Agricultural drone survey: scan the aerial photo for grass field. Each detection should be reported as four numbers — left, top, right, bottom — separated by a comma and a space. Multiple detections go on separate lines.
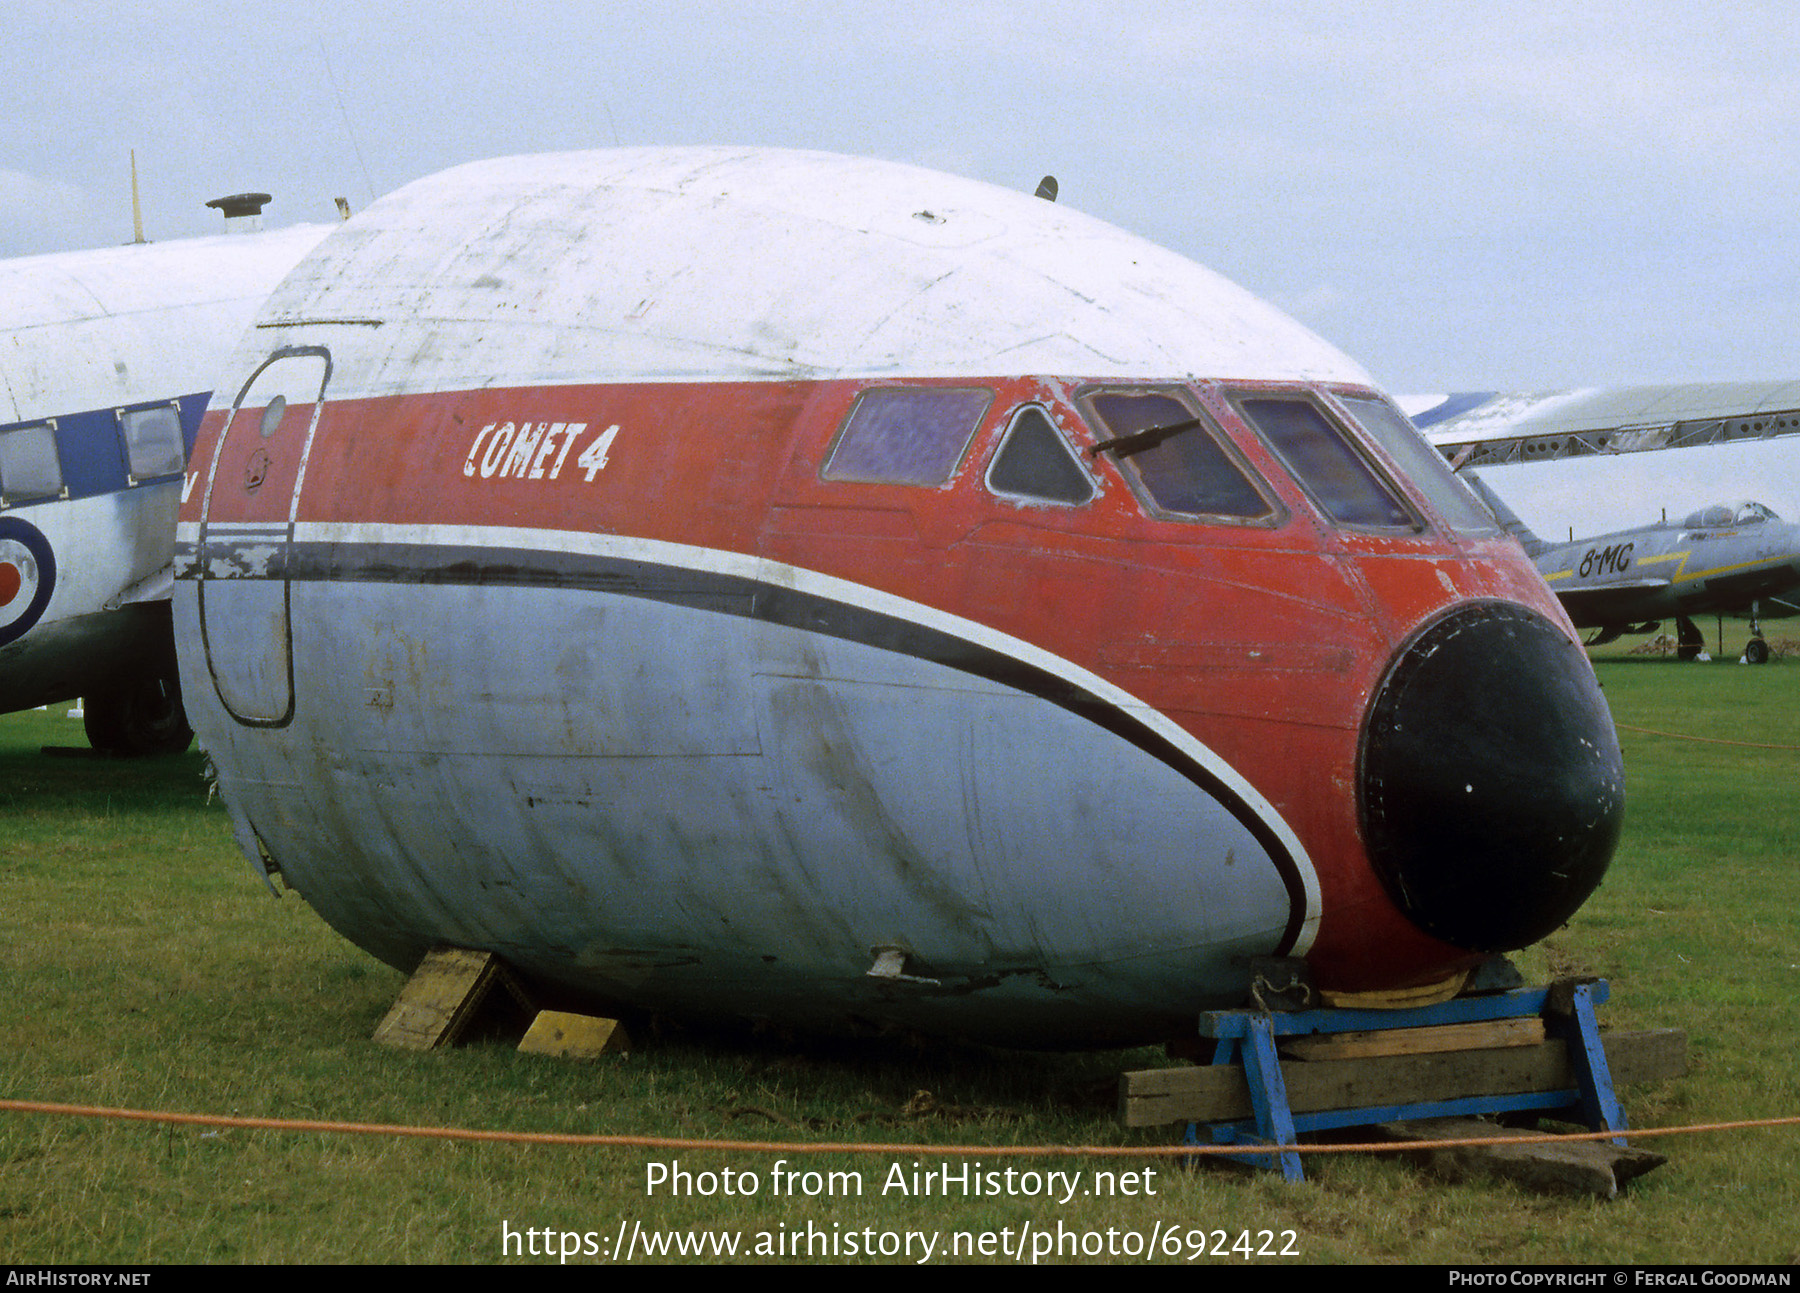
2, 657, 1797, 1265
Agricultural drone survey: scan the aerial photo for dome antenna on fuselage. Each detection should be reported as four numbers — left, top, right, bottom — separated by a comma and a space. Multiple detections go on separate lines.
205, 192, 273, 234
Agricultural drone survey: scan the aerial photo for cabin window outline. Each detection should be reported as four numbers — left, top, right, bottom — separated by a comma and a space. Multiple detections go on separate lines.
1324, 388, 1499, 537
1074, 384, 1286, 528
983, 403, 1097, 507
115, 400, 187, 485
0, 420, 67, 508
1226, 390, 1423, 535
820, 385, 993, 488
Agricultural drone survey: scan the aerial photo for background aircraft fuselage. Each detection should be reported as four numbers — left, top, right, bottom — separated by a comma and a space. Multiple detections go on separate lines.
1535, 504, 1800, 630
0, 222, 329, 751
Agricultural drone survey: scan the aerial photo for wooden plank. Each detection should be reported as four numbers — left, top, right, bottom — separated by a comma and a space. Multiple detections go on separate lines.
518, 1010, 631, 1058
1317, 976, 1469, 1010
1119, 1028, 1686, 1127
372, 946, 534, 1050
1279, 1017, 1544, 1062
1367, 1117, 1668, 1199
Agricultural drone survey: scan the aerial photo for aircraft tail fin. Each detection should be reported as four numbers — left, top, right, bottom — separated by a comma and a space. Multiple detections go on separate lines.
1463, 471, 1551, 558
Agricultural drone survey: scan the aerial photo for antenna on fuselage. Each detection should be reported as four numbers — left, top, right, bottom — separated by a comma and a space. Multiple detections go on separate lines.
129, 150, 146, 244
1034, 175, 1058, 202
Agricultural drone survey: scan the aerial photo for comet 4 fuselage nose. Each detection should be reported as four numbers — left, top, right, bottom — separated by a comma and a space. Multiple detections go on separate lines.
175, 149, 1621, 1046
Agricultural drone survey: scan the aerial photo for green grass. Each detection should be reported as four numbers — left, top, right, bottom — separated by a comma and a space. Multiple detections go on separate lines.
1, 665, 1797, 1265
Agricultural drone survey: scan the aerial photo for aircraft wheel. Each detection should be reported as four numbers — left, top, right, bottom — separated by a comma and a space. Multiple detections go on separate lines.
1746, 638, 1772, 666
84, 670, 195, 756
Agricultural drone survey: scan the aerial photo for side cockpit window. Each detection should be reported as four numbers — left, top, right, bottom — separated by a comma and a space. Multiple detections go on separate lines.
0, 423, 64, 506
1684, 503, 1735, 529
823, 387, 992, 486
1083, 389, 1277, 524
1332, 393, 1498, 535
986, 406, 1095, 506
1236, 396, 1416, 531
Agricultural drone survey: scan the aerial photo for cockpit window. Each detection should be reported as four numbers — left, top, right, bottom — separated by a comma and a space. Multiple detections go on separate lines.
0, 423, 63, 505
1083, 389, 1277, 523
1684, 500, 1777, 528
823, 387, 992, 486
986, 406, 1095, 506
1236, 396, 1416, 531
1333, 393, 1498, 535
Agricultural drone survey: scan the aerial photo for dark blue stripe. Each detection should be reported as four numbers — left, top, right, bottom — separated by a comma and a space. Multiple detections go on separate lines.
0, 391, 208, 507
1407, 391, 1497, 429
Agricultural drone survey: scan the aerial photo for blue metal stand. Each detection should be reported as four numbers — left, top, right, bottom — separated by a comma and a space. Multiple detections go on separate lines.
1184, 981, 1626, 1181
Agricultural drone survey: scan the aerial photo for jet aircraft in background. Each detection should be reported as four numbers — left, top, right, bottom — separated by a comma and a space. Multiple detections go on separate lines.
1404, 385, 1800, 661
0, 197, 331, 753
1463, 474, 1800, 662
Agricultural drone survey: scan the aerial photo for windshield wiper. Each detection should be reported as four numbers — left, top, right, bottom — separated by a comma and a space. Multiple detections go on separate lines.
1087, 417, 1200, 459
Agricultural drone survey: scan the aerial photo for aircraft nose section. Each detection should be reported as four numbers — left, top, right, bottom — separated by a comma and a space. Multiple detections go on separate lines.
1359, 602, 1624, 952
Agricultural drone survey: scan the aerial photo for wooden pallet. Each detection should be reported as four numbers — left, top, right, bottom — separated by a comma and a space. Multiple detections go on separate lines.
1122, 1027, 1686, 1127
1120, 980, 1686, 1191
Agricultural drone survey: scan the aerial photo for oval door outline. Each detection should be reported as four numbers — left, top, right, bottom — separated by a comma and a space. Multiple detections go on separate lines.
196, 345, 333, 728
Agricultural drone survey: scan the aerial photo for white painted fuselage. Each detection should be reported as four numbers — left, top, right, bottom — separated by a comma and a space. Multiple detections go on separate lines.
0, 224, 329, 747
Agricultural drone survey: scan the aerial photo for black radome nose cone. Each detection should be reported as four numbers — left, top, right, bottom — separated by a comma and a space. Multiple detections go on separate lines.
1359, 603, 1624, 952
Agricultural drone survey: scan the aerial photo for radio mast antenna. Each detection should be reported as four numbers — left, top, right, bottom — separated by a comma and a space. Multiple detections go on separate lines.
129, 150, 146, 244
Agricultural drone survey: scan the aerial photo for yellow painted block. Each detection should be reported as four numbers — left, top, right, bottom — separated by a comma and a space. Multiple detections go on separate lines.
373, 947, 501, 1050
519, 1010, 631, 1058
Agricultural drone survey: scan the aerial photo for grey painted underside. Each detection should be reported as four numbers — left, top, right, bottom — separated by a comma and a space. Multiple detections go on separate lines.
179, 542, 1300, 1045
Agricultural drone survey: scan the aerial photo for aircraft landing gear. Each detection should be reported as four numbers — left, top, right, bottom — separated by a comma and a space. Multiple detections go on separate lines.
1676, 614, 1705, 661
84, 667, 195, 756
1745, 601, 1772, 665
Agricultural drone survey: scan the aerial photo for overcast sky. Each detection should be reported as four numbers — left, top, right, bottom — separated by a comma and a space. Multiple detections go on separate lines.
7, 1, 1799, 533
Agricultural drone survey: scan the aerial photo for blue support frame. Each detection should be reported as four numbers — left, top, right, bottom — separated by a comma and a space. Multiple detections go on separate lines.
1184, 981, 1627, 1181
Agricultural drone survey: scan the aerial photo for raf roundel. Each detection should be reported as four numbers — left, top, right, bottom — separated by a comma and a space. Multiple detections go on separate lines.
0, 518, 56, 648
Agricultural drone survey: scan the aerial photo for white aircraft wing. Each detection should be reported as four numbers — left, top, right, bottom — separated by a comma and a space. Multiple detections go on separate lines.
1404, 382, 1800, 468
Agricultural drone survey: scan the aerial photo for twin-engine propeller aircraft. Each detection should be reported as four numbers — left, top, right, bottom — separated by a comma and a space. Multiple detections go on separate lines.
176, 148, 1625, 1047
0, 204, 329, 752
1465, 475, 1800, 662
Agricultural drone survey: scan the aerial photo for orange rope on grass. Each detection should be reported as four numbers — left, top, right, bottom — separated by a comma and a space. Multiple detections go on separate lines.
4, 1097, 1798, 1157
1615, 722, 1800, 750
